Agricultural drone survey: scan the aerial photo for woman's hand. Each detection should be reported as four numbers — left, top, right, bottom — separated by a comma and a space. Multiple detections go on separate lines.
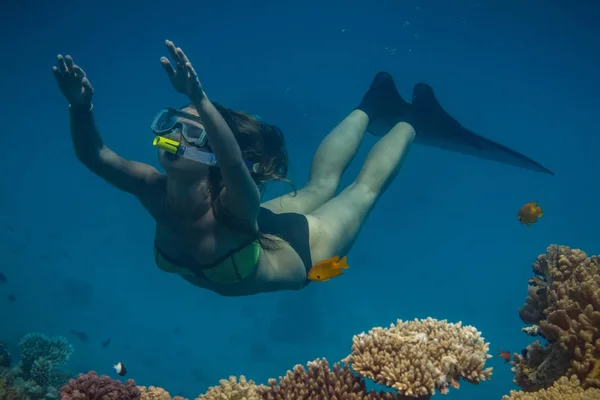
160, 40, 205, 103
52, 55, 94, 108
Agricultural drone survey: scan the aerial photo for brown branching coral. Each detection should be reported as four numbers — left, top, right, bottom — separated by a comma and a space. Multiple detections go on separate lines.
515, 245, 600, 390
256, 358, 414, 400
60, 371, 140, 399
511, 340, 570, 392
343, 317, 492, 397
502, 375, 600, 399
195, 376, 260, 400
519, 277, 549, 325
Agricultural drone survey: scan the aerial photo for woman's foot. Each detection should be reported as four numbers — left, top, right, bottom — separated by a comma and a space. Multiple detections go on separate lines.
355, 72, 411, 136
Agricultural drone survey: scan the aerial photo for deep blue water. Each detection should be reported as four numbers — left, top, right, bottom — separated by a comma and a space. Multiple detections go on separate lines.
1, 0, 599, 398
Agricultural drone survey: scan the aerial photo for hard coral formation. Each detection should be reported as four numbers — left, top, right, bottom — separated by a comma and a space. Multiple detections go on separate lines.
0, 341, 11, 368
0, 376, 27, 400
139, 385, 187, 400
511, 341, 569, 391
256, 358, 416, 400
60, 371, 140, 400
344, 317, 493, 397
502, 375, 600, 399
196, 318, 491, 399
515, 245, 600, 390
3, 321, 494, 399
31, 356, 54, 387
19, 333, 74, 370
196, 376, 260, 400
0, 332, 75, 399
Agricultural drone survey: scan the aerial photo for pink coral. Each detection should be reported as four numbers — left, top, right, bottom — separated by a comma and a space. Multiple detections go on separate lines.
60, 371, 140, 400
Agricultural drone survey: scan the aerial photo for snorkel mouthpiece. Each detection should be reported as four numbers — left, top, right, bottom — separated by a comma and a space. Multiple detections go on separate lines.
153, 136, 181, 154
152, 136, 217, 165
152, 135, 258, 171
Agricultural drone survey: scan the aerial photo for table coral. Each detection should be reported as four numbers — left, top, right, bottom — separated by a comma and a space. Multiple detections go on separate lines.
344, 317, 492, 397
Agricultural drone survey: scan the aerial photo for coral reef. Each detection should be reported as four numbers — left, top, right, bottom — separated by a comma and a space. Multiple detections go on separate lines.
256, 358, 419, 400
3, 243, 592, 399
343, 317, 493, 397
196, 376, 261, 400
139, 385, 187, 400
502, 375, 600, 399
0, 341, 11, 368
43, 317, 488, 399
31, 356, 54, 387
60, 379, 188, 400
19, 333, 74, 370
510, 341, 569, 391
0, 332, 75, 399
514, 245, 600, 391
60, 371, 140, 399
0, 376, 26, 400
152, 318, 489, 399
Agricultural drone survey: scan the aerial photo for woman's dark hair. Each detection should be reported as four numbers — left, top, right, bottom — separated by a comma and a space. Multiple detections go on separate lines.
182, 102, 295, 249
211, 102, 292, 193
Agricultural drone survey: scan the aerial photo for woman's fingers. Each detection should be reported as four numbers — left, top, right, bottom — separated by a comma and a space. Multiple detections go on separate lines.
165, 40, 182, 65
71, 65, 86, 81
166, 40, 190, 71
57, 55, 68, 74
55, 54, 84, 82
52, 66, 63, 81
160, 56, 176, 79
52, 53, 94, 104
176, 47, 190, 65
82, 77, 94, 97
163, 40, 202, 96
65, 55, 75, 70
186, 62, 199, 82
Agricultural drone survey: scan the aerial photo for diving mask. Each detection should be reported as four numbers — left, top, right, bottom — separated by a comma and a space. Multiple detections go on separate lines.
151, 108, 259, 171
151, 108, 208, 148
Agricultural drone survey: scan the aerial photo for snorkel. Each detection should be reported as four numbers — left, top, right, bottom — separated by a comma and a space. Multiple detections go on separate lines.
153, 136, 257, 171
153, 136, 218, 165
151, 107, 259, 172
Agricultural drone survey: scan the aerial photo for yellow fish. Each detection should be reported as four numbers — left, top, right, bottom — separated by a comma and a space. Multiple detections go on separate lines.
307, 256, 349, 282
518, 201, 543, 225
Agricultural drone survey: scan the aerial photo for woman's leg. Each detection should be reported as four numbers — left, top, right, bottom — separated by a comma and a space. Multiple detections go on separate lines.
306, 121, 415, 263
264, 71, 406, 215
262, 110, 369, 214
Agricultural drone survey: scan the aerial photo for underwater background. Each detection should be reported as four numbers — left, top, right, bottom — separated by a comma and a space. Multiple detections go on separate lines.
1, 0, 599, 398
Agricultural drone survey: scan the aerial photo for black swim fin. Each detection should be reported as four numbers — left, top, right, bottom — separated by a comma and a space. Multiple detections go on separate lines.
356, 72, 412, 122
366, 76, 554, 175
